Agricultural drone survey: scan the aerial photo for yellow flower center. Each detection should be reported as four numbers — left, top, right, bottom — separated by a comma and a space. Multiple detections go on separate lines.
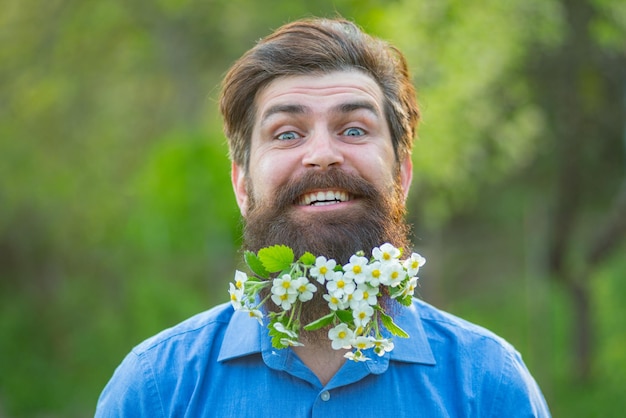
372, 269, 380, 278
320, 266, 328, 274
338, 331, 346, 339
353, 265, 362, 274
383, 253, 391, 260
282, 281, 291, 289
391, 271, 399, 279
337, 280, 345, 288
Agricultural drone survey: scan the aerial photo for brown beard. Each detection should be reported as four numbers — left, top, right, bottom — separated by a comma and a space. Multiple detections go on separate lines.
242, 166, 412, 343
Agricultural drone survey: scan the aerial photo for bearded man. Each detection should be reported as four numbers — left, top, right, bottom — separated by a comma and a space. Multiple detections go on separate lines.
96, 17, 551, 417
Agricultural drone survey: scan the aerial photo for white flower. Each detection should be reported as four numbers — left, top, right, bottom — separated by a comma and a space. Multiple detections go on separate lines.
352, 303, 374, 327
343, 255, 369, 284
234, 270, 248, 290
352, 335, 374, 351
326, 271, 356, 299
403, 252, 426, 277
293, 276, 317, 302
309, 256, 337, 284
323, 293, 347, 311
245, 308, 264, 325
328, 323, 355, 350
372, 243, 401, 264
351, 283, 379, 308
372, 338, 395, 356
271, 274, 296, 296
273, 322, 298, 339
364, 261, 383, 286
271, 290, 297, 311
380, 260, 406, 287
229, 282, 244, 310
344, 350, 370, 362
401, 276, 419, 298
280, 338, 305, 347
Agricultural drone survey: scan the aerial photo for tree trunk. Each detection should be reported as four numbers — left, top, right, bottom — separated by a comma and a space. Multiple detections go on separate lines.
568, 279, 592, 381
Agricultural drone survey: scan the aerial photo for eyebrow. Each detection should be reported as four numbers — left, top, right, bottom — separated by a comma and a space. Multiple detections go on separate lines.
336, 101, 380, 117
260, 101, 382, 125
261, 104, 307, 123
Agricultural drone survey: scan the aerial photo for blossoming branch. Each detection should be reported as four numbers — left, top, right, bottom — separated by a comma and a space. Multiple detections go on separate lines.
228, 243, 426, 361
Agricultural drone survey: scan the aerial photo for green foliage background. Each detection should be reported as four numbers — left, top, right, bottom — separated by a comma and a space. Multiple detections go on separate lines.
1, 0, 625, 416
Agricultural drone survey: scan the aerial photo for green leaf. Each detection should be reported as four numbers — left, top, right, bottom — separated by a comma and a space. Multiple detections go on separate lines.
303, 312, 335, 331
269, 329, 289, 349
380, 312, 409, 338
258, 245, 294, 273
298, 251, 316, 266
244, 251, 269, 278
268, 321, 290, 349
335, 310, 353, 324
398, 294, 413, 307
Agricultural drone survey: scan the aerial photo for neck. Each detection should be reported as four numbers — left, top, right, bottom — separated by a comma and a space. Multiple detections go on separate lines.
292, 343, 348, 386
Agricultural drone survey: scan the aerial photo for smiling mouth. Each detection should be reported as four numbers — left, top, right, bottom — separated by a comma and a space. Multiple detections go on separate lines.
296, 190, 352, 206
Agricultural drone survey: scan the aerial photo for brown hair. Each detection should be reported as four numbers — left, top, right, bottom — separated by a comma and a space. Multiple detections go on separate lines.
219, 17, 420, 170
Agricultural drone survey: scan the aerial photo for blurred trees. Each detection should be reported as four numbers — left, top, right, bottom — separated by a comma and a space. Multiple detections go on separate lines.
529, 0, 626, 381
1, 0, 624, 416
378, 0, 626, 381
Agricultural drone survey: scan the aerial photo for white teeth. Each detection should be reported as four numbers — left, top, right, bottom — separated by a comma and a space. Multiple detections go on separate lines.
298, 190, 350, 206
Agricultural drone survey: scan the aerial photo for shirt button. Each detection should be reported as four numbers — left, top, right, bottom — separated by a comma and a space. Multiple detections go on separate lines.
320, 391, 331, 401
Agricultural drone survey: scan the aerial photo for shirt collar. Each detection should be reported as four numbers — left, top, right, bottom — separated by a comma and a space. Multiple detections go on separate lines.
388, 301, 436, 365
217, 309, 262, 362
218, 301, 436, 366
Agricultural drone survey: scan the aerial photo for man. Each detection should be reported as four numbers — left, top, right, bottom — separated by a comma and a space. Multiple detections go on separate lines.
96, 17, 551, 417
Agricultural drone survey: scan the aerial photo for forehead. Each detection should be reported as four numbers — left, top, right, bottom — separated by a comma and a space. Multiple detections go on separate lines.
254, 71, 386, 120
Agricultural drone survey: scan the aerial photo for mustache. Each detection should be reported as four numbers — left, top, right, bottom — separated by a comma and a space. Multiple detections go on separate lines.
268, 167, 380, 210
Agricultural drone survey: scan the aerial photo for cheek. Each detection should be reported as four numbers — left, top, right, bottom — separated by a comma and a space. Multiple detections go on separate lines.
248, 158, 292, 200
354, 149, 396, 184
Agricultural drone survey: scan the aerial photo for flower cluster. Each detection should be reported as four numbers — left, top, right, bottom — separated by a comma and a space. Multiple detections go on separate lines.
228, 243, 426, 361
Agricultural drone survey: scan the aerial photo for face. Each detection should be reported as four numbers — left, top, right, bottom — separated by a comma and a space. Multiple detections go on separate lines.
231, 70, 414, 275
232, 70, 414, 329
232, 70, 412, 221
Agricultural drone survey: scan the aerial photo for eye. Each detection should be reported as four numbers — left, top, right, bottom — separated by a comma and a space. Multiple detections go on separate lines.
276, 131, 301, 141
342, 127, 366, 137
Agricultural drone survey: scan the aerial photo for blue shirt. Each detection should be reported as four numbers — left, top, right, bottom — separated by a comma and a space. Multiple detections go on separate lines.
95, 299, 550, 417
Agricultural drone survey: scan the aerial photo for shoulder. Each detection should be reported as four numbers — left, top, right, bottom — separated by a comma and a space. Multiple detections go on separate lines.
413, 298, 523, 372
131, 302, 234, 357
414, 298, 513, 350
412, 299, 551, 416
95, 303, 235, 417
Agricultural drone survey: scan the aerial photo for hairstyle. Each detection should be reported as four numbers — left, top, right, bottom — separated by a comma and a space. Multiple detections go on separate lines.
219, 17, 420, 170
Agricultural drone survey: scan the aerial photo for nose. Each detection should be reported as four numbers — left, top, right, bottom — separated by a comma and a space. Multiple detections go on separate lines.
301, 131, 344, 169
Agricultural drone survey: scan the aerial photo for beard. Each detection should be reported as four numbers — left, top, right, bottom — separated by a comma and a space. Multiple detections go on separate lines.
242, 166, 412, 344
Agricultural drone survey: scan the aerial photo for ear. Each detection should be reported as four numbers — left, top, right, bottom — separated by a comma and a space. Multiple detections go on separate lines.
399, 156, 413, 202
231, 162, 249, 217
